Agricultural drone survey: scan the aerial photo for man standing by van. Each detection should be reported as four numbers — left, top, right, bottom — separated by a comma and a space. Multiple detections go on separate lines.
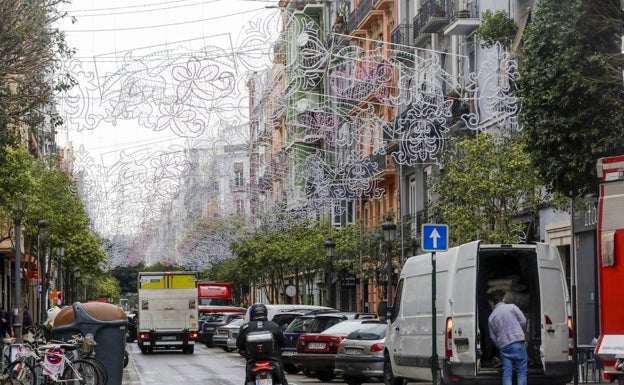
488, 289, 528, 385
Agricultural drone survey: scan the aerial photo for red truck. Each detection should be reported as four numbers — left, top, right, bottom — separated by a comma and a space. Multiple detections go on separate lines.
594, 155, 624, 384
197, 282, 246, 314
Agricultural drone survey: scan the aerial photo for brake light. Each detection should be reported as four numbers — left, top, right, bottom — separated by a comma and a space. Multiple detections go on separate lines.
139, 332, 151, 341
188, 331, 199, 340
567, 316, 574, 358
296, 337, 304, 352
370, 343, 384, 352
445, 317, 453, 358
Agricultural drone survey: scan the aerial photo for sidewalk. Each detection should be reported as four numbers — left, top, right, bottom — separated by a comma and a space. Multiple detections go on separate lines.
122, 351, 141, 385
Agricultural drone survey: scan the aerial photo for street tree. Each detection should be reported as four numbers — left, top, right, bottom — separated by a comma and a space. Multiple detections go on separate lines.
0, 0, 75, 136
429, 133, 566, 245
519, 0, 624, 198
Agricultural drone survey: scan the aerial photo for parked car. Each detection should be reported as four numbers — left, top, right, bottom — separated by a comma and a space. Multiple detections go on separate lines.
292, 319, 385, 382
334, 321, 387, 385
199, 312, 245, 347
212, 318, 244, 352
282, 311, 363, 375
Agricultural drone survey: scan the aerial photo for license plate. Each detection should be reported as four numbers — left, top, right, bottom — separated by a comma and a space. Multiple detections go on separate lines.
345, 347, 361, 355
206, 327, 215, 331
308, 342, 326, 350
282, 351, 296, 356
161, 336, 176, 341
255, 374, 271, 385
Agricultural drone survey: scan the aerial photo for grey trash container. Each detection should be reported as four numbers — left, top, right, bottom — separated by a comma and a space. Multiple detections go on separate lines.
52, 302, 128, 385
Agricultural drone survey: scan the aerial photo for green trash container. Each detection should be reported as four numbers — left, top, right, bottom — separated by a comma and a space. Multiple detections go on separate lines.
52, 302, 128, 385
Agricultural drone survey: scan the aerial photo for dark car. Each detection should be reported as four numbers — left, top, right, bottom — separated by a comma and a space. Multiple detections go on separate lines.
292, 319, 385, 382
282, 312, 371, 375
199, 312, 245, 347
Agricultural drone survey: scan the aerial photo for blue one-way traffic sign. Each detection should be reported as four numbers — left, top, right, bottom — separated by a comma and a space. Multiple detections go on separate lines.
421, 224, 449, 252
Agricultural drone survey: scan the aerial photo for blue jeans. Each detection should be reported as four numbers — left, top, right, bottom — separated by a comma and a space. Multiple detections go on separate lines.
500, 341, 528, 385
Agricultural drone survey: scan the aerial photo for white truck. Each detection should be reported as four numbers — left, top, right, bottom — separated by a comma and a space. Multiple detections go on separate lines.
137, 271, 199, 354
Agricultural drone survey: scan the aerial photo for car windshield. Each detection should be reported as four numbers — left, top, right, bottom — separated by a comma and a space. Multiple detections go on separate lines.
208, 314, 227, 322
228, 319, 244, 327
285, 317, 313, 332
322, 321, 374, 335
345, 323, 387, 340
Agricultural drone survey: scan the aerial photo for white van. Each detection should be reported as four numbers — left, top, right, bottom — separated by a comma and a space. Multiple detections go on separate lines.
380, 241, 575, 385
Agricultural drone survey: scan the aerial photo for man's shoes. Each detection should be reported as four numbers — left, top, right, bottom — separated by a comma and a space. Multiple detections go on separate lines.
492, 356, 502, 368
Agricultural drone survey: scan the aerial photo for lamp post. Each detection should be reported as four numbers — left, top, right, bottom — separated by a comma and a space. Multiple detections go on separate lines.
382, 221, 397, 306
13, 214, 23, 342
324, 238, 336, 308
37, 220, 48, 324
56, 246, 65, 305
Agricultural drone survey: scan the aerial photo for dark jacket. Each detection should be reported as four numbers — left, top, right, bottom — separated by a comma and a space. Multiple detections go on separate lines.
236, 319, 287, 359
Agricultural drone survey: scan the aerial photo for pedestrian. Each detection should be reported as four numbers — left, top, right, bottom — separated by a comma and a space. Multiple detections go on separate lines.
0, 304, 9, 338
236, 303, 289, 385
22, 303, 34, 340
488, 289, 528, 385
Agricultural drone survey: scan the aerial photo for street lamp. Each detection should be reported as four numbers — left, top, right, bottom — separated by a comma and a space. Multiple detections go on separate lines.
13, 212, 23, 342
56, 246, 65, 305
37, 220, 49, 324
324, 238, 336, 308
382, 221, 397, 305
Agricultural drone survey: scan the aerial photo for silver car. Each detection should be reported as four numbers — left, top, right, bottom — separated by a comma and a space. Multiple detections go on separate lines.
334, 321, 387, 385
212, 318, 244, 352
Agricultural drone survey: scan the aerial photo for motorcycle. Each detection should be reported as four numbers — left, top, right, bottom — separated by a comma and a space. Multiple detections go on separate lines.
250, 359, 280, 385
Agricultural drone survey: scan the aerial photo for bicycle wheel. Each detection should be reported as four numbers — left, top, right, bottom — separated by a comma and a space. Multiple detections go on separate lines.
82, 357, 107, 385
62, 359, 100, 385
1, 359, 36, 385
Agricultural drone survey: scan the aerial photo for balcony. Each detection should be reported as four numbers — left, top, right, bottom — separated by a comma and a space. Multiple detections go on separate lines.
413, 0, 450, 35
444, 1, 480, 36
391, 24, 413, 47
368, 153, 395, 175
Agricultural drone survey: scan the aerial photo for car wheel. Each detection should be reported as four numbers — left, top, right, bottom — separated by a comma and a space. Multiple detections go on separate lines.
283, 364, 300, 375
343, 375, 364, 385
316, 370, 336, 382
302, 368, 314, 378
384, 353, 405, 385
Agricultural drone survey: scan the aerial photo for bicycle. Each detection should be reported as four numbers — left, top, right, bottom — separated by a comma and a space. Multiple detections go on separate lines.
1, 339, 101, 385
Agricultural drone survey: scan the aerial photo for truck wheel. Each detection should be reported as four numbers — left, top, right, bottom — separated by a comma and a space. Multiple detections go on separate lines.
283, 364, 300, 375
138, 344, 147, 354
315, 370, 335, 382
185, 346, 195, 354
384, 353, 405, 385
343, 375, 364, 385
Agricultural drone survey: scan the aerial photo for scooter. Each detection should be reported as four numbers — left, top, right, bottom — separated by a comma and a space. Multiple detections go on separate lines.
250, 359, 280, 385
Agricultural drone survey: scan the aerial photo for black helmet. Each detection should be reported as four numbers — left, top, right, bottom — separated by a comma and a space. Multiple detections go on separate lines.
251, 303, 268, 321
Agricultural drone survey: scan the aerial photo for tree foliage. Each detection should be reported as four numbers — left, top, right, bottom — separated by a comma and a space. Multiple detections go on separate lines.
519, 0, 624, 197
476, 9, 518, 50
0, 0, 75, 132
429, 133, 566, 245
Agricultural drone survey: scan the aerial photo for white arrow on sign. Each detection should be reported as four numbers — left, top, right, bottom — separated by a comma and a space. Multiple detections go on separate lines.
430, 228, 440, 249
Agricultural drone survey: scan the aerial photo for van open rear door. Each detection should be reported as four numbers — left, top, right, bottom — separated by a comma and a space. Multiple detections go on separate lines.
449, 241, 479, 372
536, 243, 571, 373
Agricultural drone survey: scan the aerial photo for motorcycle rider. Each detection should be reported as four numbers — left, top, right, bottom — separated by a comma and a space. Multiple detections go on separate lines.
236, 303, 289, 385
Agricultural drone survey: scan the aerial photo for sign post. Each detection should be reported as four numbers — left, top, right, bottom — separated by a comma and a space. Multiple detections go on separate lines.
422, 224, 449, 385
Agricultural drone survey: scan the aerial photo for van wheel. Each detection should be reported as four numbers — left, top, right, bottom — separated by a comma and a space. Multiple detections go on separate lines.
384, 354, 405, 385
